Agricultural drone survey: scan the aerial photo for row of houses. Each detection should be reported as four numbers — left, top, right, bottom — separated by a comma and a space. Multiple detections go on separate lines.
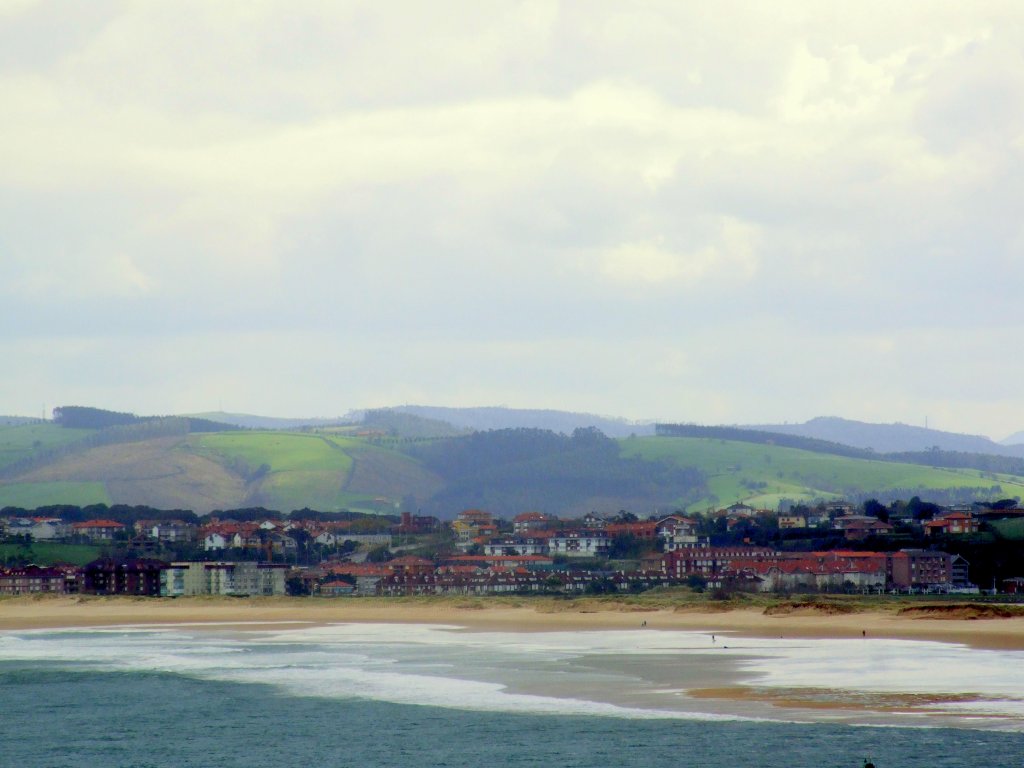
293, 540, 974, 597
0, 542, 980, 598
725, 503, 997, 540
0, 559, 289, 597
663, 547, 972, 593
3, 518, 133, 542
374, 569, 669, 597
459, 509, 704, 556
0, 514, 397, 554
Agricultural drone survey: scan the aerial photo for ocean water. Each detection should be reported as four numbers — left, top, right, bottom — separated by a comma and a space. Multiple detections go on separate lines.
2, 623, 1023, 768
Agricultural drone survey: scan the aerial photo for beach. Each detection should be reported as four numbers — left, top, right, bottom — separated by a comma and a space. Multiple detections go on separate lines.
3, 594, 1024, 649
5, 595, 1024, 743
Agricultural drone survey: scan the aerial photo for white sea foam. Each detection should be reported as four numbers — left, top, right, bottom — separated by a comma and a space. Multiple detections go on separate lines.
2, 623, 1023, 728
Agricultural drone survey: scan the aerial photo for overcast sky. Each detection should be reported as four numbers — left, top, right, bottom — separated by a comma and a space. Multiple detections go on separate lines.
2, 1, 1023, 438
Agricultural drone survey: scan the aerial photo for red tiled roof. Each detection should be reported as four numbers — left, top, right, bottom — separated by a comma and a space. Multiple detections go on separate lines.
325, 564, 391, 577
388, 556, 435, 566
513, 512, 549, 522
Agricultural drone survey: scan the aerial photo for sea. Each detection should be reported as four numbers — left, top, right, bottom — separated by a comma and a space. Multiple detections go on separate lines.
2, 622, 1023, 768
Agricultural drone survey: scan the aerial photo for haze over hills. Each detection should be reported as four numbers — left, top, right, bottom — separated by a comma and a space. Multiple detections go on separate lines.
388, 405, 656, 438
1, 416, 40, 427
7, 406, 1022, 448
188, 412, 353, 430
744, 416, 1024, 457
187, 405, 659, 437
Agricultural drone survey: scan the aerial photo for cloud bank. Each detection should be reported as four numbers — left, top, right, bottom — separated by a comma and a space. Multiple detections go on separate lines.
2, 1, 1022, 437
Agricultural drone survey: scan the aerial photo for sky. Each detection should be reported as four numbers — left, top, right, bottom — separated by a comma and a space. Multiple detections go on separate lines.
2, 1, 1023, 439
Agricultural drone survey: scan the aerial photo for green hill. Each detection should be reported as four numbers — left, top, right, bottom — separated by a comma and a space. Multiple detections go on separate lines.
621, 436, 1024, 512
0, 423, 95, 470
3, 421, 1023, 517
0, 426, 442, 515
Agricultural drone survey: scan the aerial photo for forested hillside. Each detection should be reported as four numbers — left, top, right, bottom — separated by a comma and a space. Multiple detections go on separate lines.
405, 427, 705, 516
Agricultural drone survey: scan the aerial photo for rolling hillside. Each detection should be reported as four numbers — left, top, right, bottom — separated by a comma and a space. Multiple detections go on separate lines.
0, 423, 96, 469
3, 419, 1024, 516
0, 426, 443, 515
622, 437, 1024, 512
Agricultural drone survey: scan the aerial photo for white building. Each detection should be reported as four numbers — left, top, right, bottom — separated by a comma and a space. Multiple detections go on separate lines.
28, 519, 69, 541
549, 530, 611, 558
161, 562, 288, 597
656, 515, 704, 551
482, 537, 550, 556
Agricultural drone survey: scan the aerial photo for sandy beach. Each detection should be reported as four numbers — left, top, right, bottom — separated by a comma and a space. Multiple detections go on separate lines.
3, 595, 1024, 649
6, 594, 1024, 731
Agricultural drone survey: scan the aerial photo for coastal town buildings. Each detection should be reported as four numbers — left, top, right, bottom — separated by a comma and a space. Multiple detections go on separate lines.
81, 557, 165, 596
161, 561, 288, 597
924, 512, 980, 536
0, 498, 1000, 598
549, 529, 612, 558
0, 565, 76, 595
72, 519, 126, 542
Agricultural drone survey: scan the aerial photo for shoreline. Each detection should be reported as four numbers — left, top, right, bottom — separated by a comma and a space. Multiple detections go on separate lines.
3, 595, 1024, 649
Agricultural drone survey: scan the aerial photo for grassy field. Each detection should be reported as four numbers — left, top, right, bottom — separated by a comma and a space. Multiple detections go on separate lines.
621, 436, 1024, 512
196, 432, 356, 512
0, 428, 434, 514
0, 481, 111, 509
0, 423, 94, 469
0, 541, 104, 566
990, 518, 1024, 541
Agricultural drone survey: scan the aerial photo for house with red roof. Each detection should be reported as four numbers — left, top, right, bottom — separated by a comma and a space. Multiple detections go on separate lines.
512, 511, 553, 533
840, 519, 894, 541
924, 512, 979, 536
452, 510, 499, 550
387, 555, 436, 575
728, 551, 888, 592
606, 520, 659, 542
662, 546, 775, 580
71, 519, 125, 543
319, 580, 356, 597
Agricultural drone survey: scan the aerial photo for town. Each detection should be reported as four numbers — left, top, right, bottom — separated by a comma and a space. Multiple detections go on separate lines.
2, 499, 1023, 599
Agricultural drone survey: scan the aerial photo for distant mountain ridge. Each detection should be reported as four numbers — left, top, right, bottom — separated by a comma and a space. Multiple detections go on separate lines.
1002, 431, 1024, 447
743, 416, 1024, 457
388, 405, 656, 438
187, 412, 353, 430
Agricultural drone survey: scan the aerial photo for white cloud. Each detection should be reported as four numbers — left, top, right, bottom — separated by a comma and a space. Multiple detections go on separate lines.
9, 254, 154, 300
597, 217, 759, 286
